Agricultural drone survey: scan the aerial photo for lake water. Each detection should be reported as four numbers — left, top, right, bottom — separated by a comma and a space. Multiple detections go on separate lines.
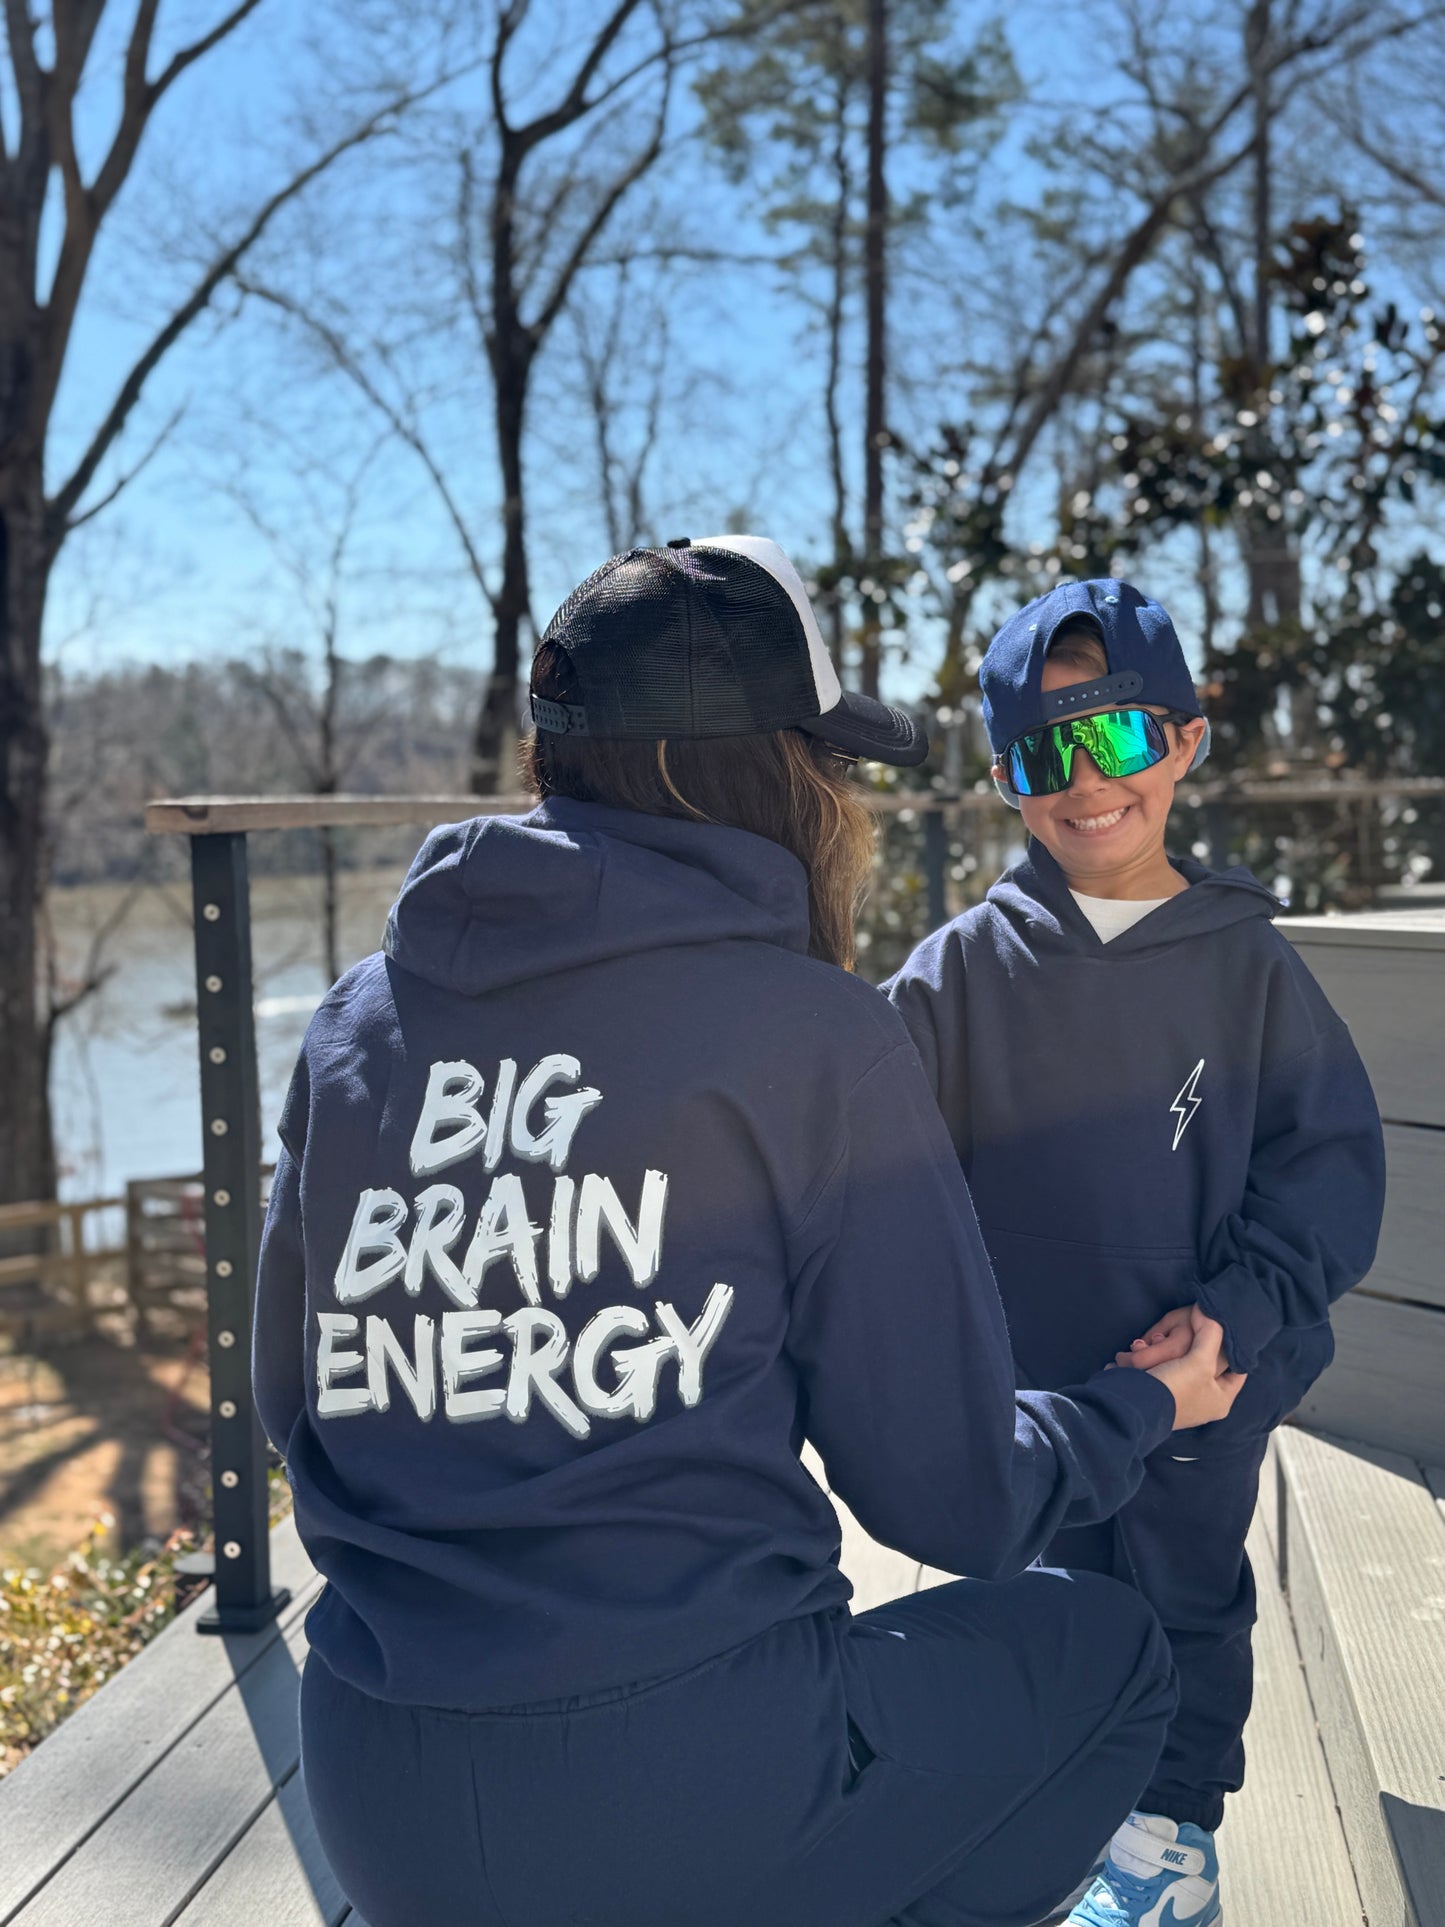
49, 866, 413, 1201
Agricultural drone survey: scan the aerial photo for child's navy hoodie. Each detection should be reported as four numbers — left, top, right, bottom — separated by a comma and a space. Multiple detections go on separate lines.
885, 841, 1385, 1431
254, 799, 1176, 1711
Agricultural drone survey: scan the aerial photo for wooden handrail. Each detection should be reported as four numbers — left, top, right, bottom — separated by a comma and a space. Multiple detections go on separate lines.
145, 775, 1445, 837
0, 1196, 125, 1230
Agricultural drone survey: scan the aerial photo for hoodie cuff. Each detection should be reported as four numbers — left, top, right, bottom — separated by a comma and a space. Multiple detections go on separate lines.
1194, 1263, 1283, 1375
1082, 1364, 1178, 1457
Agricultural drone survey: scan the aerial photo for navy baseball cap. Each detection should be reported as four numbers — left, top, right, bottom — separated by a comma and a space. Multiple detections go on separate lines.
980, 579, 1203, 755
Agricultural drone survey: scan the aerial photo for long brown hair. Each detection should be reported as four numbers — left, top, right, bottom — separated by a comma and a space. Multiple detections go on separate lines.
520, 642, 876, 969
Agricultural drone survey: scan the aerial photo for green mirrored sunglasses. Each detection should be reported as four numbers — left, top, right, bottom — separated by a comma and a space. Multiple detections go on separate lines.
1002, 708, 1190, 797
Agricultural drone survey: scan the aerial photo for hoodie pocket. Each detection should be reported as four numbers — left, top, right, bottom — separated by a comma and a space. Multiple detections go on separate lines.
980, 1224, 1198, 1391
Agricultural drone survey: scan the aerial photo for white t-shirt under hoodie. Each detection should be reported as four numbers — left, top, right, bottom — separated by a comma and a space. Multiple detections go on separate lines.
1069, 891, 1174, 943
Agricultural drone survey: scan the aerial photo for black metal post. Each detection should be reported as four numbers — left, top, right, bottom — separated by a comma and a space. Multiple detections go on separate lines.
923, 803, 948, 931
189, 832, 290, 1635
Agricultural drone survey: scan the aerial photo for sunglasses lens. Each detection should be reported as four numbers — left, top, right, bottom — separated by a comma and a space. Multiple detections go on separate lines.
1005, 710, 1168, 795
1073, 710, 1165, 778
1008, 728, 1071, 796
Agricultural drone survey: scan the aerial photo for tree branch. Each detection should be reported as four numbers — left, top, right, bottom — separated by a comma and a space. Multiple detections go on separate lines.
153, 0, 266, 99
236, 279, 499, 613
44, 879, 146, 1027
63, 402, 184, 532
232, 659, 322, 783
515, 0, 646, 154
86, 0, 162, 218
47, 81, 443, 535
1004, 133, 1259, 482
1339, 113, 1445, 210
518, 0, 812, 154
456, 146, 492, 361
530, 84, 669, 342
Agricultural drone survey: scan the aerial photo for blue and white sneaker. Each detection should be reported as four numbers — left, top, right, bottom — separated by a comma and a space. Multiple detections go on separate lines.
1066, 1811, 1221, 1925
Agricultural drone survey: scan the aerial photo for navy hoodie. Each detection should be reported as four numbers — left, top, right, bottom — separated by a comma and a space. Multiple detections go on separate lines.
885, 842, 1385, 1435
254, 799, 1176, 1711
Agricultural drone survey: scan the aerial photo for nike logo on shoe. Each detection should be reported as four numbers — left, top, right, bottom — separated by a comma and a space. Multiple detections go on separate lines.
1139, 1889, 1219, 1927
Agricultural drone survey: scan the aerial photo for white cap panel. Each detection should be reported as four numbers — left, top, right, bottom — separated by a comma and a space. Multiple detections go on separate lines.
692, 534, 844, 712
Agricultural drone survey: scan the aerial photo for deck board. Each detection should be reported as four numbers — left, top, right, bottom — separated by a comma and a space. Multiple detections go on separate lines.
1217, 1516, 1364, 1925
12, 1611, 313, 1927
1278, 1427, 1445, 1927
0, 1515, 320, 1925
171, 1765, 349, 1927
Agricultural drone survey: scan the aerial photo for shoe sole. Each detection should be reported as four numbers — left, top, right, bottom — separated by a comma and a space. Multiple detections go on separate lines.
1031, 1896, 1224, 1926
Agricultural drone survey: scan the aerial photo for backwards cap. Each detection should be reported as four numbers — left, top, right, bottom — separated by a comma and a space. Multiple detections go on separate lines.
980, 579, 1203, 754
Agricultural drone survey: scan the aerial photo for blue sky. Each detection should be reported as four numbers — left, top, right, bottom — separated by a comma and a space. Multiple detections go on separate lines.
35, 0, 1438, 704
38, 2, 1105, 696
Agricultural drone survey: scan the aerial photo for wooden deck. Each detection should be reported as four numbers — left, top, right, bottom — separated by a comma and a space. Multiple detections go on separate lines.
3, 1424, 1442, 1926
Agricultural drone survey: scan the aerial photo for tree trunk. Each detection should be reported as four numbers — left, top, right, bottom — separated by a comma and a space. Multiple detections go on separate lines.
860, 0, 888, 701
1241, 0, 1309, 751
825, 70, 852, 673
0, 461, 56, 1208
473, 358, 531, 794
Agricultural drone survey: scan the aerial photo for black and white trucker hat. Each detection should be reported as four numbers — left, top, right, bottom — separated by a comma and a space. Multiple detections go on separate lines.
530, 535, 928, 767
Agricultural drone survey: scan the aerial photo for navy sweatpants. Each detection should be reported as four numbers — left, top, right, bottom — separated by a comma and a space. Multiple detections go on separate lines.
1042, 1431, 1270, 1834
300, 1568, 1176, 1927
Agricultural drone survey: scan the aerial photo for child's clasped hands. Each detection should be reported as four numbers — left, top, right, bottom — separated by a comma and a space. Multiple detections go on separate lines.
1114, 1304, 1205, 1370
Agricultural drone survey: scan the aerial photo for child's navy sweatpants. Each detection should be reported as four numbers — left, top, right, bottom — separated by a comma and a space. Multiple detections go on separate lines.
300, 1566, 1175, 1927
1042, 1431, 1270, 1835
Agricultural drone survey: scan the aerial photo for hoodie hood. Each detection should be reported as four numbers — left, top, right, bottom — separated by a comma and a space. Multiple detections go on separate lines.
985, 839, 1279, 958
384, 796, 811, 997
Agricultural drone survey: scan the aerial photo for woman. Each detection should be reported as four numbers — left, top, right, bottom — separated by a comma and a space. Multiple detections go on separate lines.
254, 535, 1243, 1927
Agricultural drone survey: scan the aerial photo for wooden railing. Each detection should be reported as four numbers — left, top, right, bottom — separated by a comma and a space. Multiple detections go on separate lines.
0, 1196, 126, 1338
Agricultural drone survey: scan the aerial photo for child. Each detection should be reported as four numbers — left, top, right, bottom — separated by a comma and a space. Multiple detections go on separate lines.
885, 578, 1386, 1927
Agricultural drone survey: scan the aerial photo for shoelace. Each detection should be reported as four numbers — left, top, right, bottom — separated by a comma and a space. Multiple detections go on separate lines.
1085, 1863, 1160, 1919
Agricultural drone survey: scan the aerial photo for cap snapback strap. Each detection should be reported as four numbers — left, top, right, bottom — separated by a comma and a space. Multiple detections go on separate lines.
531, 696, 590, 736
1043, 670, 1143, 718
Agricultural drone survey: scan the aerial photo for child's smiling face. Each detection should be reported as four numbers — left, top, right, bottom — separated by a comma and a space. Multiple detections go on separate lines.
994, 652, 1207, 895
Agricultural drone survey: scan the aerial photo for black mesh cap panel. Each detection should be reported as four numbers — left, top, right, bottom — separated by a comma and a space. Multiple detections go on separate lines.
538, 547, 819, 741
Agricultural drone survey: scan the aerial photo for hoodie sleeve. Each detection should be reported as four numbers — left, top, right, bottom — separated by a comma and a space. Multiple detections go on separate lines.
252, 1057, 311, 1459
785, 1043, 1176, 1579
1194, 1003, 1385, 1374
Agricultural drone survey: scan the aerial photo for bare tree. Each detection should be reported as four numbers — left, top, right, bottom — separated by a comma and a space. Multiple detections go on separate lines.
461, 0, 790, 790
0, 2, 456, 1208
859, 0, 888, 698
235, 1, 808, 796
223, 436, 391, 985
571, 264, 671, 553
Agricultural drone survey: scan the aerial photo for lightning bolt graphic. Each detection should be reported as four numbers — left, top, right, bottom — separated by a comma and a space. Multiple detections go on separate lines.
1169, 1058, 1206, 1151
